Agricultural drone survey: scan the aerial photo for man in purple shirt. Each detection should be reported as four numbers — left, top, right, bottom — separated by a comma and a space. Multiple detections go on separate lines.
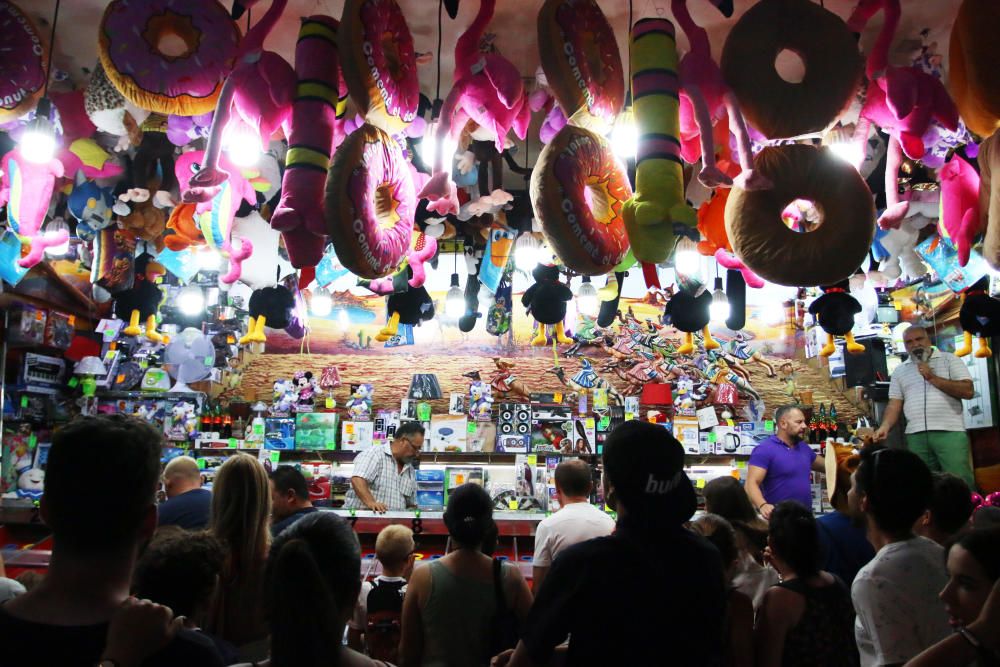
745, 405, 826, 518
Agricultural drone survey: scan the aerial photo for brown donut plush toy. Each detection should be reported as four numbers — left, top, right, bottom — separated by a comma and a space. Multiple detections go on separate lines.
721, 0, 863, 139
724, 144, 876, 286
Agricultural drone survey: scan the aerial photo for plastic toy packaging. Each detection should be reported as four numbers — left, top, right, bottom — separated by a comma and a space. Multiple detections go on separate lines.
346, 384, 374, 421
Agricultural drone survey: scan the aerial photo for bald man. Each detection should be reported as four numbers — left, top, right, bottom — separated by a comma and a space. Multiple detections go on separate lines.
157, 456, 212, 530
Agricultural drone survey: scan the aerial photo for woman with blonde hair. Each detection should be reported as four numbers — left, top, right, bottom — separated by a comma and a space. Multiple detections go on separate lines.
207, 454, 272, 660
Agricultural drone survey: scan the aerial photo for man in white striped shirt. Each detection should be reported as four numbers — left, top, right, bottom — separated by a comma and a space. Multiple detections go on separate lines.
873, 326, 976, 487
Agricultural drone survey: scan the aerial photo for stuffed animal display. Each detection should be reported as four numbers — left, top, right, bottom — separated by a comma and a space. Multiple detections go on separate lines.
955, 277, 999, 358
979, 131, 1000, 271
241, 285, 296, 345
0, 147, 66, 268
664, 287, 719, 355
522, 264, 573, 346
807, 280, 866, 357
113, 254, 166, 343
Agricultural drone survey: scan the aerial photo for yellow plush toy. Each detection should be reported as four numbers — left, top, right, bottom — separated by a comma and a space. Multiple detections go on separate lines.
622, 19, 696, 286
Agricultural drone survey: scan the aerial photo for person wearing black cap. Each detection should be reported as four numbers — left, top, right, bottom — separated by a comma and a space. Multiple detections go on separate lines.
494, 421, 727, 667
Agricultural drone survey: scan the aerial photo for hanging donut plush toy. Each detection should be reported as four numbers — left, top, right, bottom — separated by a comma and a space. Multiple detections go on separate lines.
949, 0, 1000, 139
725, 144, 876, 287
531, 127, 632, 275
531, 0, 630, 275
622, 18, 696, 287
537, 0, 624, 134
271, 15, 349, 269
0, 1, 48, 123
338, 0, 420, 135
325, 124, 416, 279
721, 0, 862, 139
98, 0, 241, 117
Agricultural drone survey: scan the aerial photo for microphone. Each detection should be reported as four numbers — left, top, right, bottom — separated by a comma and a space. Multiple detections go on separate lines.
912, 348, 926, 363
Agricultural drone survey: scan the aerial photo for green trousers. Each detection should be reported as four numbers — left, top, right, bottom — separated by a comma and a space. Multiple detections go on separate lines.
906, 431, 976, 489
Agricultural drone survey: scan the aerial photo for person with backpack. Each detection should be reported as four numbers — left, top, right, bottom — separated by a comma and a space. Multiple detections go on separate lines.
400, 484, 532, 667
348, 525, 416, 663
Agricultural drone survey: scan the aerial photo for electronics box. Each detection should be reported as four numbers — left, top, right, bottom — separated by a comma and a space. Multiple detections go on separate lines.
264, 417, 296, 450
341, 421, 375, 451
295, 412, 339, 450
21, 353, 66, 395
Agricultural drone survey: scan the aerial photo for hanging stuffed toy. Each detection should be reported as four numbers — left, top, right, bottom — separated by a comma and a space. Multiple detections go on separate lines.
377, 276, 435, 343
808, 280, 866, 357
847, 0, 959, 228
522, 263, 573, 346
131, 114, 177, 195
938, 155, 982, 268
271, 15, 348, 269
528, 67, 568, 144
459, 247, 483, 333
240, 285, 296, 345
58, 138, 123, 181
622, 19, 696, 287
115, 189, 168, 253
164, 203, 205, 252
955, 277, 999, 358
0, 1, 48, 122
185, 0, 294, 203
597, 271, 626, 328
358, 232, 439, 341
664, 286, 719, 355
419, 0, 531, 215
67, 171, 115, 242
113, 254, 167, 343
696, 188, 764, 288
671, 0, 764, 190
0, 147, 66, 268
83, 62, 149, 151
724, 269, 747, 331
981, 131, 1000, 272
479, 220, 515, 292
948, 0, 1000, 139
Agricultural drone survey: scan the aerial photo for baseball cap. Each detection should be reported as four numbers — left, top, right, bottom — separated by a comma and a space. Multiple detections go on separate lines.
603, 421, 697, 525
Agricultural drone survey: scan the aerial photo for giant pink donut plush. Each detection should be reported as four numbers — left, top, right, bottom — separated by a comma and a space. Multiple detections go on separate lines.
0, 1, 48, 123
98, 0, 241, 116
325, 123, 415, 279
338, 0, 419, 134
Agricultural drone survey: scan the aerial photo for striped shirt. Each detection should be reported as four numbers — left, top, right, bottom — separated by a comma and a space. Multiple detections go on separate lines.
344, 444, 416, 510
888, 349, 970, 434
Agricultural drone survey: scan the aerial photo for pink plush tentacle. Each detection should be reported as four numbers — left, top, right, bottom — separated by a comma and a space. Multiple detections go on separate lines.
407, 235, 438, 287
687, 87, 731, 188
364, 277, 395, 295
958, 208, 977, 266
17, 229, 68, 268
220, 237, 254, 285
239, 0, 288, 58
186, 77, 236, 203
454, 0, 495, 81
878, 137, 909, 229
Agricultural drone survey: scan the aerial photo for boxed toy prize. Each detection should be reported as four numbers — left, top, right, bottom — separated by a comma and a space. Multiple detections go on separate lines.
341, 421, 375, 451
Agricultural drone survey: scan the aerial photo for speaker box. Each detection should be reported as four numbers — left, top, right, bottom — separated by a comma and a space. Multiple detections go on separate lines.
843, 336, 888, 388
496, 403, 530, 451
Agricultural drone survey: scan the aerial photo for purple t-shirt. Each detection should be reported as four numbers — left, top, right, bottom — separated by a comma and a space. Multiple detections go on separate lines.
748, 435, 817, 508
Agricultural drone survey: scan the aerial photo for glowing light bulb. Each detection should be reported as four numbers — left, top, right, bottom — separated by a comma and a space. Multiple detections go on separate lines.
20, 116, 56, 164
44, 217, 70, 257
310, 288, 333, 317
445, 273, 465, 319
709, 277, 730, 323
177, 285, 205, 315
224, 120, 262, 167
611, 108, 638, 160
763, 301, 786, 325
576, 277, 599, 317
196, 248, 222, 271
514, 233, 540, 272
674, 238, 701, 277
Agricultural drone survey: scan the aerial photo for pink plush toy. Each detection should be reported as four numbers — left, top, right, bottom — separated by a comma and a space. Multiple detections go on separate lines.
528, 67, 567, 145
848, 0, 959, 228
672, 0, 766, 190
186, 0, 295, 204
938, 155, 982, 267
176, 151, 255, 284
419, 0, 531, 216
0, 148, 66, 268
363, 232, 438, 295
271, 15, 349, 269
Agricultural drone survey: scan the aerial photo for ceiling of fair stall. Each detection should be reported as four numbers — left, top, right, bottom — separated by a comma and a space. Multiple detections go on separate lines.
28, 0, 962, 103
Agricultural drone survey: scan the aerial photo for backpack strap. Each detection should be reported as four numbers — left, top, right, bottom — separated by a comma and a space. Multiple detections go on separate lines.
493, 558, 508, 613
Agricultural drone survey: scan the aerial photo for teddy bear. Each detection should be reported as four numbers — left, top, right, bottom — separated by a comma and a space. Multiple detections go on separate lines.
521, 263, 573, 346
807, 279, 866, 357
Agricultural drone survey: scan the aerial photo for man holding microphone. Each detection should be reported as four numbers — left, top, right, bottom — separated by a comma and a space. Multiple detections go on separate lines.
873, 326, 976, 487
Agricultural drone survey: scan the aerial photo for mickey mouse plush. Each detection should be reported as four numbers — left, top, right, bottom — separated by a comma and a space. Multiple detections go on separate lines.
955, 277, 999, 358
808, 279, 866, 357
521, 263, 573, 346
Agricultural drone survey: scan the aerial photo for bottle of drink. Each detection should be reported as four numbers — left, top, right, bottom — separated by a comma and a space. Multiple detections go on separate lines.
213, 404, 223, 432
815, 404, 828, 443
222, 411, 233, 439
200, 404, 212, 433
828, 403, 838, 440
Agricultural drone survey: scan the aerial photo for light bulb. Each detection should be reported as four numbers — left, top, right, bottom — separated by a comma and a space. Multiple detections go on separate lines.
576, 277, 599, 317
709, 277, 730, 323
44, 217, 70, 257
224, 120, 262, 167
419, 120, 457, 171
196, 248, 222, 271
177, 285, 206, 315
310, 288, 333, 317
20, 117, 56, 164
445, 273, 465, 319
828, 141, 864, 168
763, 301, 786, 325
611, 108, 638, 160
514, 233, 540, 272
674, 238, 701, 277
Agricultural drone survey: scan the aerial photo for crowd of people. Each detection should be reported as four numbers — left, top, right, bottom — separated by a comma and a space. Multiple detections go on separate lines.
0, 413, 998, 667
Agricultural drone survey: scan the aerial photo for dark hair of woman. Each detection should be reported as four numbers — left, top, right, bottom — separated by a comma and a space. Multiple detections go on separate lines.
265, 512, 361, 667
443, 483, 494, 549
768, 501, 822, 578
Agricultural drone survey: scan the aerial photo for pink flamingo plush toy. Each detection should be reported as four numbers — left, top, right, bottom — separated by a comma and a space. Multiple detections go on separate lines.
938, 155, 982, 267
1, 148, 66, 268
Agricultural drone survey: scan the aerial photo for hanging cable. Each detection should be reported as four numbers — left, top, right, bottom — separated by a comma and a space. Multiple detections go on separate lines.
42, 0, 62, 98
436, 0, 444, 104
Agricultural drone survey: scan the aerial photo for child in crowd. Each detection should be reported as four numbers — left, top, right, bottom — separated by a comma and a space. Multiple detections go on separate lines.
132, 528, 237, 664
349, 524, 416, 663
692, 514, 754, 667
